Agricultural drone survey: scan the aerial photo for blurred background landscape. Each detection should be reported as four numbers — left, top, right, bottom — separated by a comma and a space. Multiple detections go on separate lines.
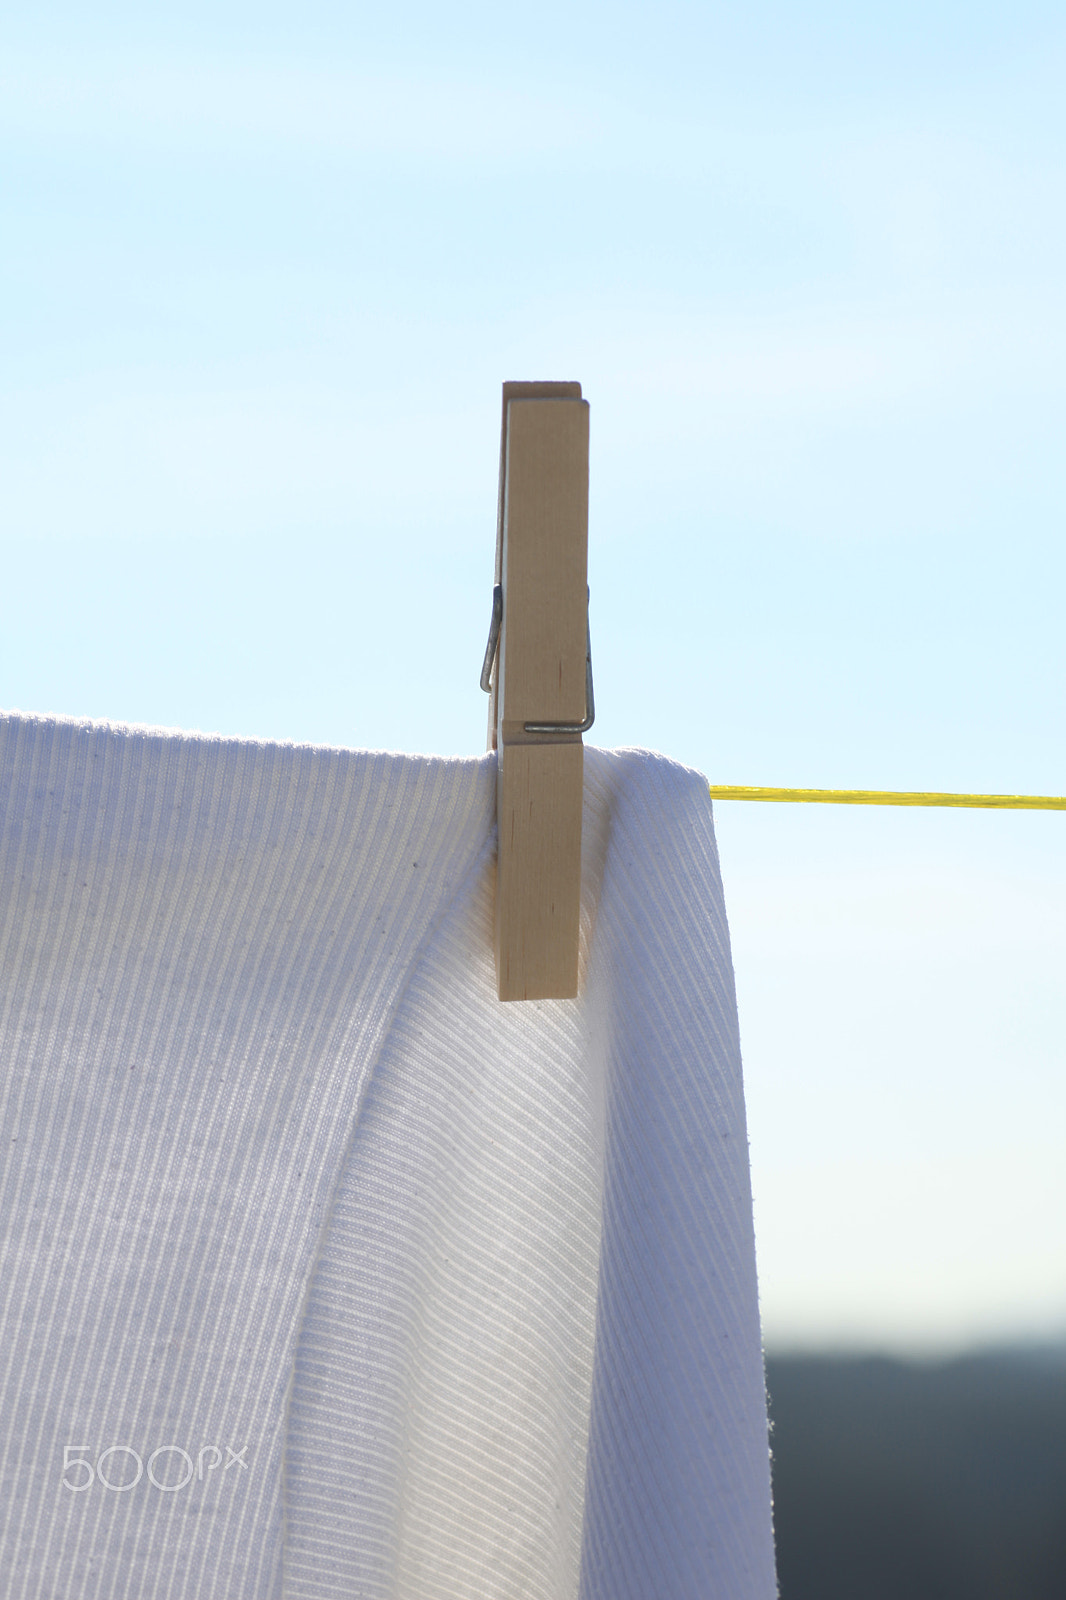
2, 1, 1064, 1587
766, 1347, 1066, 1597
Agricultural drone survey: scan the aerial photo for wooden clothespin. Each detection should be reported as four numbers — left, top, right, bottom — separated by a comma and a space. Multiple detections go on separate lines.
481, 381, 593, 1001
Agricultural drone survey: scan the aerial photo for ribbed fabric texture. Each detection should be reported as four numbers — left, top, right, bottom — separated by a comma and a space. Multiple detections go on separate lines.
0, 711, 776, 1600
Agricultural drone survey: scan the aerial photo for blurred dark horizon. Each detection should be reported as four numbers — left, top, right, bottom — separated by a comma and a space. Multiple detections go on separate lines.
765, 1341, 1066, 1599
766, 1333, 1066, 1366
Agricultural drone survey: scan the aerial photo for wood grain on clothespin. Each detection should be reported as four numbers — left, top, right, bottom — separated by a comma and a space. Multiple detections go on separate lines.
488, 381, 589, 1001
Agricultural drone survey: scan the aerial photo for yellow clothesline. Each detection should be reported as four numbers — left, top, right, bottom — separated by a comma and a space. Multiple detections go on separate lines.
708, 786, 1066, 810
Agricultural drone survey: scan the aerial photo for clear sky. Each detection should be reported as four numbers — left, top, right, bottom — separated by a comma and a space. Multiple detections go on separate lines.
2, 0, 1064, 1353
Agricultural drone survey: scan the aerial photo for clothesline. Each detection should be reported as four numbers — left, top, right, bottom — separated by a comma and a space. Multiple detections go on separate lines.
708, 786, 1066, 810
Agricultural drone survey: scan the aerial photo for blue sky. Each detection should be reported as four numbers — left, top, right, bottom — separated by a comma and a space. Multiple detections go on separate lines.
2, 1, 1064, 1351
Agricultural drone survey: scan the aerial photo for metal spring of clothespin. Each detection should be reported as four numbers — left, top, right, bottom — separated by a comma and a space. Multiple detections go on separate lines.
481, 584, 595, 736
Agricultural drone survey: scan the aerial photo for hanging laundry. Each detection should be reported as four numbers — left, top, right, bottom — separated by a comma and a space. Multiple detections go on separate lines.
0, 711, 775, 1600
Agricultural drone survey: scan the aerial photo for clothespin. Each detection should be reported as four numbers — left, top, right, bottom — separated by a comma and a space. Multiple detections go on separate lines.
480, 381, 593, 1001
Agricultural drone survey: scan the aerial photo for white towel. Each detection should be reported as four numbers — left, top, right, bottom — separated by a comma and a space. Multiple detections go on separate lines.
0, 711, 775, 1600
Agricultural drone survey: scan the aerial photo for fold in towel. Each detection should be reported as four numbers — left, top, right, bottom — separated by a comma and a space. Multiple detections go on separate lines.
0, 711, 775, 1600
